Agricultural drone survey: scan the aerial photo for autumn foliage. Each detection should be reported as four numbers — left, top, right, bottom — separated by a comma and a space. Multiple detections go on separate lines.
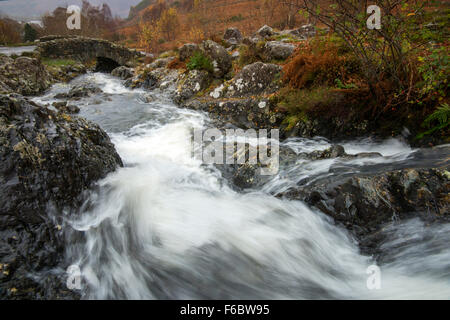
282, 39, 361, 89
0, 17, 21, 45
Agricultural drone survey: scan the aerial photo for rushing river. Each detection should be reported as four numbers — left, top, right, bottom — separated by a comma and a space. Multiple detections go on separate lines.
33, 73, 450, 299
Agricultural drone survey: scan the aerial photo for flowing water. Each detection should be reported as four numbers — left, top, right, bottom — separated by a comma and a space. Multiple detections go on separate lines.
34, 73, 450, 300
0, 45, 36, 56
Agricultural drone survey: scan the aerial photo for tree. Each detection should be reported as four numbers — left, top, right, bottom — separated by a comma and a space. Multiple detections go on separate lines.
139, 20, 160, 52
157, 8, 180, 41
23, 23, 38, 42
0, 17, 21, 45
282, 0, 427, 95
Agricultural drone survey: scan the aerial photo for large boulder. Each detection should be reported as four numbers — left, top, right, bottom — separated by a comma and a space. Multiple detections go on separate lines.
0, 94, 122, 299
174, 70, 211, 104
46, 62, 87, 83
281, 167, 450, 250
147, 56, 175, 69
256, 25, 276, 38
264, 41, 295, 60
182, 97, 283, 130
225, 62, 282, 97
201, 40, 232, 78
126, 67, 180, 91
54, 83, 103, 100
0, 55, 53, 96
296, 24, 316, 38
179, 43, 200, 62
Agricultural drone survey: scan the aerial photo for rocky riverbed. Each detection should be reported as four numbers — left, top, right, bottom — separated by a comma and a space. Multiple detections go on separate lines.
0, 33, 449, 299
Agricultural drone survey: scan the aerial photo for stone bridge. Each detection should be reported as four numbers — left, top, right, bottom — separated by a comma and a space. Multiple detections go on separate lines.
37, 36, 144, 72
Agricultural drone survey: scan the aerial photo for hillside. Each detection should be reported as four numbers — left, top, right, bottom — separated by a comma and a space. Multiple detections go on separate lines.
118, 0, 314, 51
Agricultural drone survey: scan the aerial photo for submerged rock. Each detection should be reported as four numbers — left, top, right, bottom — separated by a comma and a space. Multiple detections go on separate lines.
0, 94, 122, 299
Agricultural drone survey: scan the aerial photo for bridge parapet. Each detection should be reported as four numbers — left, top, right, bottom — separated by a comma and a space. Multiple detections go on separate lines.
38, 36, 143, 67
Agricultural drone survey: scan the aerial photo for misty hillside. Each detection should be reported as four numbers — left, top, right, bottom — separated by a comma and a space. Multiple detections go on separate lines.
0, 0, 142, 18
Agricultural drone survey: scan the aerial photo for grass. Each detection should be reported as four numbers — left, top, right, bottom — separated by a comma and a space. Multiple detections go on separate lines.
42, 58, 78, 67
3, 42, 35, 47
275, 86, 338, 116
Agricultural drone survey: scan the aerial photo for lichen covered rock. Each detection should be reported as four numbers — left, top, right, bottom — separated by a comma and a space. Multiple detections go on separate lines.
174, 70, 211, 104
201, 40, 232, 78
0, 55, 53, 96
111, 66, 134, 80
264, 41, 295, 60
225, 62, 282, 97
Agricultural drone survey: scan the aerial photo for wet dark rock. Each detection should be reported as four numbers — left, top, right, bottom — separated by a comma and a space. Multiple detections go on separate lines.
52, 102, 80, 114
111, 66, 134, 80
181, 98, 282, 129
0, 94, 122, 299
126, 67, 180, 91
280, 116, 370, 141
55, 83, 102, 100
281, 167, 450, 254
297, 145, 382, 161
0, 55, 53, 96
217, 145, 297, 190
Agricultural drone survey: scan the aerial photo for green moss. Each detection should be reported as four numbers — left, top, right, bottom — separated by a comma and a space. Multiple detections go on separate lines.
269, 34, 298, 43
42, 58, 77, 67
159, 50, 177, 59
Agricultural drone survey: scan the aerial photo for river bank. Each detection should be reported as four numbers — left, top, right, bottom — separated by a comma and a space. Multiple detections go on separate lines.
0, 33, 449, 299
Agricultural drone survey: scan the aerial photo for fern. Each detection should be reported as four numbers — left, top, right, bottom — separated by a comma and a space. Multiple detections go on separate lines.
416, 103, 450, 139
186, 52, 213, 73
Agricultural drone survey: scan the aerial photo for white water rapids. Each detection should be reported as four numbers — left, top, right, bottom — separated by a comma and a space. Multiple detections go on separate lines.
35, 73, 450, 299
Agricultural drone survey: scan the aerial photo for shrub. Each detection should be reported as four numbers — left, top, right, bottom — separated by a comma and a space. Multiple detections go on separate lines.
417, 47, 449, 103
275, 86, 340, 116
167, 57, 186, 69
186, 51, 213, 73
417, 103, 450, 139
282, 40, 361, 89
238, 41, 266, 67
